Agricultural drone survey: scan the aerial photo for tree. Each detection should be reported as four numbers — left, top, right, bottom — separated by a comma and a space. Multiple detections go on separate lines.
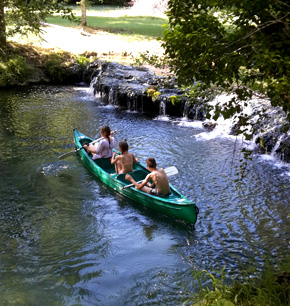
80, 0, 87, 27
0, 1, 5, 45
0, 0, 75, 46
162, 0, 290, 122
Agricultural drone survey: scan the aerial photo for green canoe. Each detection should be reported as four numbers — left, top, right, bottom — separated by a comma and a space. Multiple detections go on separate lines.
73, 129, 198, 225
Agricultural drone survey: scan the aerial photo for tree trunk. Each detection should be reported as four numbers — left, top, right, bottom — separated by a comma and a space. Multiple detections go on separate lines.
0, 1, 6, 45
80, 0, 87, 27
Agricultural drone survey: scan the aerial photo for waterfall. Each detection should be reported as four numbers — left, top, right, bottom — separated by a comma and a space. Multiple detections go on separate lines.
89, 76, 99, 96
140, 95, 144, 113
183, 100, 190, 118
109, 88, 114, 105
159, 99, 166, 116
89, 68, 102, 96
132, 97, 137, 112
87, 60, 290, 165
272, 134, 287, 160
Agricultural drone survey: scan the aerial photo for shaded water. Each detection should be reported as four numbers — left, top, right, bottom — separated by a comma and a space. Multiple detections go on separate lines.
0, 86, 289, 305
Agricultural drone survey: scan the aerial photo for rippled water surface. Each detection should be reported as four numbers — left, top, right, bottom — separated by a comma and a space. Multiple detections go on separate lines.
0, 86, 289, 305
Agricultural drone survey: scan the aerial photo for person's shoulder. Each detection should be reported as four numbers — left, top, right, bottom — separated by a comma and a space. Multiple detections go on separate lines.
156, 168, 165, 175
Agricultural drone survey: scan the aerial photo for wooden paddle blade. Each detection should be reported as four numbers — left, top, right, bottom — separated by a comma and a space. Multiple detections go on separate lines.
58, 150, 77, 160
164, 166, 178, 176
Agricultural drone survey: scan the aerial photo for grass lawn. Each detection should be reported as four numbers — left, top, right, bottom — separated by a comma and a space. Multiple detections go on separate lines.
6, 5, 168, 76
45, 5, 168, 38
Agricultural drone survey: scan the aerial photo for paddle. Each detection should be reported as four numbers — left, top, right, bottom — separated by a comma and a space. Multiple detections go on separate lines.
58, 136, 103, 160
120, 166, 178, 190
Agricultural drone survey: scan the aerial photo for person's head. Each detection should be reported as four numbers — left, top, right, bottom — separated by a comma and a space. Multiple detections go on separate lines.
119, 141, 129, 153
146, 157, 157, 169
101, 126, 111, 138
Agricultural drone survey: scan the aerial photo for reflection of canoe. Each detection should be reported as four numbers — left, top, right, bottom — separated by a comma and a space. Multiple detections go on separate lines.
73, 129, 199, 225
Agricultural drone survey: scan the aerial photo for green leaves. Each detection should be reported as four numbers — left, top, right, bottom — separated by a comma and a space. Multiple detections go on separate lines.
2, 0, 76, 43
0, 54, 31, 86
163, 0, 290, 126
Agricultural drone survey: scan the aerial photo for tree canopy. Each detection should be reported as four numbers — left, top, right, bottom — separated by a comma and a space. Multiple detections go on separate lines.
162, 0, 290, 122
0, 0, 75, 45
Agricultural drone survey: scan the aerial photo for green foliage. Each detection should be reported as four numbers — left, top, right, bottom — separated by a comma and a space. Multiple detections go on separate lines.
184, 259, 290, 306
169, 95, 183, 105
0, 54, 31, 86
146, 86, 161, 101
133, 50, 169, 68
163, 0, 290, 123
2, 0, 76, 42
75, 55, 89, 67
66, 0, 130, 5
184, 269, 234, 306
43, 53, 71, 83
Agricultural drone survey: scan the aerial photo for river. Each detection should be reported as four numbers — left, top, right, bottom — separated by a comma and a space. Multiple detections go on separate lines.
0, 86, 289, 305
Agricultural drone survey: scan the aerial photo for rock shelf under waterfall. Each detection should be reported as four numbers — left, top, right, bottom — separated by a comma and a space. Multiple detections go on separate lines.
88, 60, 290, 164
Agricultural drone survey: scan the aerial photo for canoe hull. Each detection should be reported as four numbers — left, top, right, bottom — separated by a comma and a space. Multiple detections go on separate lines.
73, 129, 198, 225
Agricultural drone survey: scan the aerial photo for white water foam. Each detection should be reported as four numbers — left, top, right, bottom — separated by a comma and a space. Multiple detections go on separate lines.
154, 115, 170, 121
176, 118, 204, 129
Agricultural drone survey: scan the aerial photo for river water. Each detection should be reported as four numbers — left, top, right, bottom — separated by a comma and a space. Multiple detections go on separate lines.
0, 86, 289, 305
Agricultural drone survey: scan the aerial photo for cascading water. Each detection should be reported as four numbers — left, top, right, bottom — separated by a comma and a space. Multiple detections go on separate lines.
89, 60, 290, 166
108, 87, 114, 104
159, 99, 166, 116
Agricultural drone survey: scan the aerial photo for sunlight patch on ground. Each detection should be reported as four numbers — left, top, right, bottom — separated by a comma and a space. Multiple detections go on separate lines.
9, 23, 164, 60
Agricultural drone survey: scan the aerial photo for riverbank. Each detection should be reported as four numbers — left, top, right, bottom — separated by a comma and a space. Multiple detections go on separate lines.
9, 22, 168, 75
0, 21, 169, 88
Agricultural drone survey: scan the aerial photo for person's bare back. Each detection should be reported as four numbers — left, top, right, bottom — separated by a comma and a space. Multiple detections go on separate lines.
149, 168, 170, 195
116, 152, 136, 173
125, 157, 170, 196
111, 141, 138, 174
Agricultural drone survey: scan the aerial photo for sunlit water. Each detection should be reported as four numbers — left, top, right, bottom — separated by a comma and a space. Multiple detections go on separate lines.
0, 86, 289, 305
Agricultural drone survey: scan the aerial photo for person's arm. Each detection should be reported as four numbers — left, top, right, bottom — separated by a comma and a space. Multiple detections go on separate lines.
95, 139, 104, 155
136, 173, 152, 190
147, 181, 155, 188
111, 152, 119, 164
132, 153, 139, 164
110, 136, 115, 148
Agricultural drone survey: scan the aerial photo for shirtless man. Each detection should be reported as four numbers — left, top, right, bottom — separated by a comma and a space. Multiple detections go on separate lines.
111, 141, 138, 174
125, 157, 170, 197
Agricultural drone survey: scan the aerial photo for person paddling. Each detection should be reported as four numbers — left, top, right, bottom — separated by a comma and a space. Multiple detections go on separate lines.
125, 157, 170, 197
111, 141, 138, 174
83, 126, 115, 160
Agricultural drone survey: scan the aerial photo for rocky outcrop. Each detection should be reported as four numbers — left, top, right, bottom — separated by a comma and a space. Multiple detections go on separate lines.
88, 60, 207, 118
88, 60, 290, 164
275, 136, 290, 163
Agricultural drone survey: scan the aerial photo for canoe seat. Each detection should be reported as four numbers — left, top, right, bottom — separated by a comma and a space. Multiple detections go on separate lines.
94, 157, 115, 173
117, 170, 147, 184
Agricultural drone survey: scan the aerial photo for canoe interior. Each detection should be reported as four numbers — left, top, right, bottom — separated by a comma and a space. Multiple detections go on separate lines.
78, 136, 182, 200
74, 129, 198, 225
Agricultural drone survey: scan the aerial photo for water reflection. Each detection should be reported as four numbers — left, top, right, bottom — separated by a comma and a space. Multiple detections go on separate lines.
0, 86, 289, 305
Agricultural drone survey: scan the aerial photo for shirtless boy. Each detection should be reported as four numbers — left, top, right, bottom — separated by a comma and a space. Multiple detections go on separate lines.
111, 141, 138, 174
125, 157, 170, 197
